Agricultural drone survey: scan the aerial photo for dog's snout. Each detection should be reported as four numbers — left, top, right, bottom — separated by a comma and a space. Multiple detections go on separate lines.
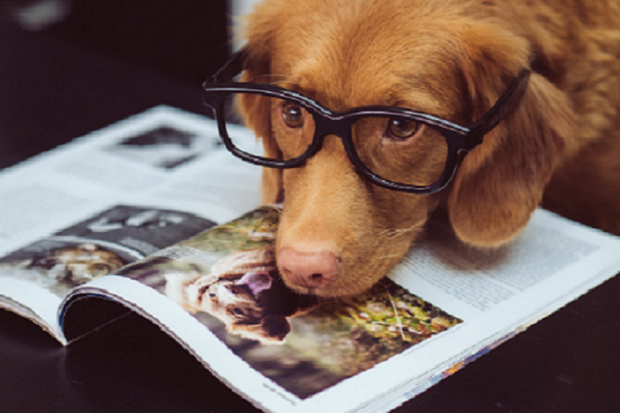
278, 247, 339, 290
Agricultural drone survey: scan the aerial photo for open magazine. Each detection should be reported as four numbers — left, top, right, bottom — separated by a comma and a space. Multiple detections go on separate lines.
0, 105, 264, 340
1, 107, 620, 413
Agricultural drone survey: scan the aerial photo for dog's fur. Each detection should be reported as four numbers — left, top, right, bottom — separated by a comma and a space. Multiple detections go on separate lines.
165, 246, 318, 344
236, 0, 620, 297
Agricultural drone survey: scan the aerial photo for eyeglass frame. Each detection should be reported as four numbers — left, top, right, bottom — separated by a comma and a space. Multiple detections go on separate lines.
202, 50, 531, 194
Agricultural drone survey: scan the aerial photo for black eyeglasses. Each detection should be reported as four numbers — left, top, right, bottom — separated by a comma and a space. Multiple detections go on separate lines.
203, 50, 531, 194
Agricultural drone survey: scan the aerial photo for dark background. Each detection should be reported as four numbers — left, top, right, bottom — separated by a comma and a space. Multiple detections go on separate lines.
44, 0, 230, 86
1, 1, 620, 412
0, 0, 229, 170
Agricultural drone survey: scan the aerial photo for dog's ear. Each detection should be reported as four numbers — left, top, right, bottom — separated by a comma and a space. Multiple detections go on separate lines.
236, 43, 284, 204
230, 315, 291, 344
447, 27, 578, 247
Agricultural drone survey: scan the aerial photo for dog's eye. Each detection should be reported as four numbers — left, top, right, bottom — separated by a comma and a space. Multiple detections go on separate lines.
387, 118, 419, 140
232, 307, 245, 316
282, 102, 304, 128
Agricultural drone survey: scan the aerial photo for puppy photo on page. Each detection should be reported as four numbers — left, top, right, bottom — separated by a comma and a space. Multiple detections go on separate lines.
165, 245, 319, 344
203, 0, 620, 298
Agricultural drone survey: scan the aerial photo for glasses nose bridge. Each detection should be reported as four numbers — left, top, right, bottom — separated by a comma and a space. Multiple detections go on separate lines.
314, 113, 349, 137
311, 114, 353, 155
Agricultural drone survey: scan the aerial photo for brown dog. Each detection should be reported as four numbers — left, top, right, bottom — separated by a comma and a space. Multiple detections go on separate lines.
232, 0, 620, 297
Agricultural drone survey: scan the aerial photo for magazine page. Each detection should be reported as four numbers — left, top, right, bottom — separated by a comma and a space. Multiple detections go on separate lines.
355, 209, 620, 413
57, 206, 620, 413
0, 205, 216, 343
0, 106, 263, 341
0, 105, 263, 257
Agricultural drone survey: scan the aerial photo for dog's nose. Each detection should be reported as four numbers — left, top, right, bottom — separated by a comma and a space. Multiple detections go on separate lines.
278, 247, 339, 290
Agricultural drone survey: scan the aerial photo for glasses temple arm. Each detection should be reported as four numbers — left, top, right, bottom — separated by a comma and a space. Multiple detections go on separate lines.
204, 48, 248, 85
465, 69, 531, 146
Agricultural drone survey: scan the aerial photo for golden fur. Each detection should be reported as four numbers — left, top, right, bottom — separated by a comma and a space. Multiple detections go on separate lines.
236, 0, 620, 297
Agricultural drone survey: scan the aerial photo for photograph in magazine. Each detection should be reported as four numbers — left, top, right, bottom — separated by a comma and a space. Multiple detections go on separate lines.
116, 206, 463, 399
104, 125, 221, 170
0, 205, 216, 298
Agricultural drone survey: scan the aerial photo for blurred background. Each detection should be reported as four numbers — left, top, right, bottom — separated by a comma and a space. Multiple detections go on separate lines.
0, 0, 264, 86
0, 0, 262, 169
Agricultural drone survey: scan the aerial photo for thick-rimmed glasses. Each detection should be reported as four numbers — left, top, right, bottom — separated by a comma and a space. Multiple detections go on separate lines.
203, 50, 530, 194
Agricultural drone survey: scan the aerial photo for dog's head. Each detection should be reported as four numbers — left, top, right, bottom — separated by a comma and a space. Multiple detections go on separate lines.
189, 270, 293, 343
165, 247, 316, 344
236, 0, 576, 297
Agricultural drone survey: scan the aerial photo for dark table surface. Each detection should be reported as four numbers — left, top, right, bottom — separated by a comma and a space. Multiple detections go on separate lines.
1, 21, 620, 413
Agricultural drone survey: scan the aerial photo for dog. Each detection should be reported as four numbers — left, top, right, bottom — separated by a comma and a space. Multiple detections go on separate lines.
165, 246, 318, 344
233, 0, 620, 298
